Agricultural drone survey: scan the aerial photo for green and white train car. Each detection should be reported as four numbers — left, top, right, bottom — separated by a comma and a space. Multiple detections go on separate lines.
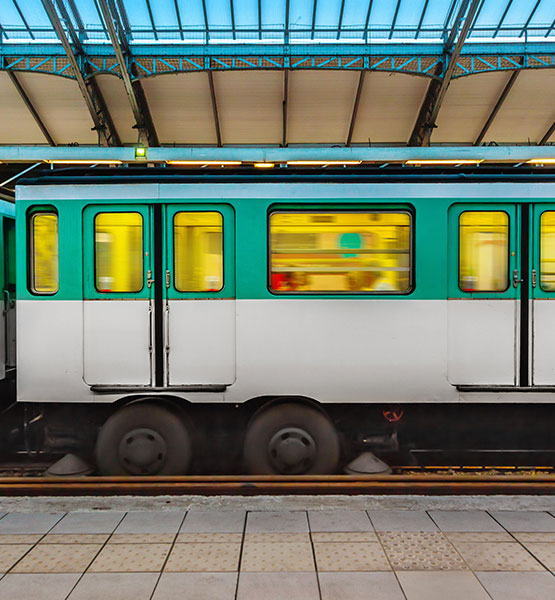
6, 171, 555, 474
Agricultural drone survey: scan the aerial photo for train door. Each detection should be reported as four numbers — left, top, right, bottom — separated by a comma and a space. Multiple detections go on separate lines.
531, 205, 555, 385
163, 204, 236, 386
3, 218, 16, 373
447, 204, 519, 385
83, 205, 154, 385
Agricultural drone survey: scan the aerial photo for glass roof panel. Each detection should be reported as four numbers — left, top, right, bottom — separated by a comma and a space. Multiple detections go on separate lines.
1, 0, 553, 43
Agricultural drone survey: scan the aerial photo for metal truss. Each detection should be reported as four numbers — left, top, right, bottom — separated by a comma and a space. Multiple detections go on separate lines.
1, 42, 554, 82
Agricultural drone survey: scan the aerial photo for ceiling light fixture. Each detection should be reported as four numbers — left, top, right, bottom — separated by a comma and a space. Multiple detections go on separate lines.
166, 160, 242, 166
405, 159, 483, 165
526, 158, 555, 165
45, 159, 123, 165
287, 160, 362, 166
254, 162, 275, 168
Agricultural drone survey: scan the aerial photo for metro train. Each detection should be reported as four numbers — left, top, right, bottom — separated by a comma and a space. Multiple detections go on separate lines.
1, 168, 555, 475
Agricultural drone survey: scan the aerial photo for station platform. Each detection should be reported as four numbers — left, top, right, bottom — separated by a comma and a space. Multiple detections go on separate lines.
0, 497, 554, 600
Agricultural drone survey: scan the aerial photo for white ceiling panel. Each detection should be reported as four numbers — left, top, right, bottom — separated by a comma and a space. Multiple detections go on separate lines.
16, 73, 97, 144
433, 71, 511, 144
0, 72, 47, 144
215, 71, 283, 145
287, 70, 359, 144
95, 74, 137, 145
142, 73, 217, 145
352, 72, 429, 144
484, 70, 555, 144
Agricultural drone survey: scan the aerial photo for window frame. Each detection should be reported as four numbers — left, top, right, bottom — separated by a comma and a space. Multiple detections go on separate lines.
172, 210, 225, 293
28, 208, 59, 296
539, 210, 555, 292
457, 209, 510, 294
267, 208, 414, 296
93, 210, 145, 294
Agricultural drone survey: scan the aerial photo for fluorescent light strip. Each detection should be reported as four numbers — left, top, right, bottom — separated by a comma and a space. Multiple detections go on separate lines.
527, 158, 555, 165
45, 159, 123, 165
405, 159, 483, 165
166, 160, 242, 166
254, 162, 275, 168
287, 160, 362, 166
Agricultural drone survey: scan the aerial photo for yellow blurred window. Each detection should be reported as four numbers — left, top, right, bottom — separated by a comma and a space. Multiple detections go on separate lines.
540, 211, 555, 291
30, 212, 59, 294
174, 212, 223, 292
269, 211, 412, 293
459, 211, 509, 292
95, 212, 143, 293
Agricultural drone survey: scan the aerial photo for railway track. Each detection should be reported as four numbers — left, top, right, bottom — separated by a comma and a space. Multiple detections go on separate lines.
0, 471, 553, 496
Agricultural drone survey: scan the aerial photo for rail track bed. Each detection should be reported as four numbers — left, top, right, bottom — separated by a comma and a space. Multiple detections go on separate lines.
0, 469, 554, 496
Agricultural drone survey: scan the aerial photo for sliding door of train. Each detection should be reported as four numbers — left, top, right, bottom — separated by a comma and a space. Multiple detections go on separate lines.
163, 204, 236, 386
83, 205, 153, 385
531, 205, 555, 384
447, 204, 520, 385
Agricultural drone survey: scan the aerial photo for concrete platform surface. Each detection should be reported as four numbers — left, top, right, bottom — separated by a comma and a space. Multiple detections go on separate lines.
0, 498, 554, 599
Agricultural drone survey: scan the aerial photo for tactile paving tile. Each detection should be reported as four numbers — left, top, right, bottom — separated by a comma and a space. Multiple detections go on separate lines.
41, 534, 109, 545
108, 534, 176, 544
522, 543, 555, 570
241, 542, 315, 572
514, 533, 555, 543
313, 542, 390, 572
455, 542, 545, 571
311, 532, 378, 543
244, 533, 310, 543
0, 545, 32, 571
176, 533, 243, 543
0, 535, 41, 545
164, 543, 241, 572
378, 532, 467, 571
88, 543, 171, 573
11, 544, 102, 573
446, 532, 514, 543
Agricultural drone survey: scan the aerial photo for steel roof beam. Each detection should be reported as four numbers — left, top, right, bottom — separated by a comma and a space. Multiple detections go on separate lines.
207, 72, 222, 147
40, 0, 120, 146
173, 0, 184, 40
520, 0, 542, 38
230, 0, 236, 40
346, 71, 365, 147
285, 0, 290, 44
202, 0, 210, 42
8, 72, 56, 146
389, 0, 402, 40
92, 0, 109, 40
66, 0, 87, 41
409, 0, 481, 146
415, 0, 430, 40
258, 0, 262, 39
144, 0, 158, 41
98, 0, 159, 147
115, 0, 132, 40
12, 0, 35, 40
282, 69, 288, 147
474, 63, 522, 146
442, 0, 458, 41
363, 0, 373, 42
493, 0, 513, 39
546, 17, 555, 38
337, 0, 345, 40
311, 0, 317, 40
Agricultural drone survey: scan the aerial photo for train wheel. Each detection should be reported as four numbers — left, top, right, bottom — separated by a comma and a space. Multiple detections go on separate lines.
243, 403, 340, 475
96, 403, 192, 476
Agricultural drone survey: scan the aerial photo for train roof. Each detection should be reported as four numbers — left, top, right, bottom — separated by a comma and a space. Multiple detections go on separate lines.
17, 166, 555, 187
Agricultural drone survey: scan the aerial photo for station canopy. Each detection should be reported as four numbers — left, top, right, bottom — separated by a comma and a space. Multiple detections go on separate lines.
0, 0, 554, 152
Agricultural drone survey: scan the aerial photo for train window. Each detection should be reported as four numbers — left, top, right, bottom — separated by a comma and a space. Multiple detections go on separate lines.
94, 212, 143, 293
459, 211, 509, 292
174, 212, 223, 292
540, 211, 555, 291
269, 211, 412, 293
30, 212, 59, 294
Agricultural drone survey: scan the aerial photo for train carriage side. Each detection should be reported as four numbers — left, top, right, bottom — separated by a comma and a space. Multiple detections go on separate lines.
12, 177, 555, 475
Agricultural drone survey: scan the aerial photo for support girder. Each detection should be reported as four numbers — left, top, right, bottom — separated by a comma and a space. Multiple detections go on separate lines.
346, 71, 365, 147
208, 72, 222, 147
409, 0, 481, 146
282, 69, 288, 147
40, 0, 120, 146
97, 0, 158, 147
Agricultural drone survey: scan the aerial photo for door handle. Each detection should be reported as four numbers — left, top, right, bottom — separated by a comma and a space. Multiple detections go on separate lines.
513, 269, 522, 288
147, 269, 154, 288
166, 270, 171, 288
532, 269, 537, 288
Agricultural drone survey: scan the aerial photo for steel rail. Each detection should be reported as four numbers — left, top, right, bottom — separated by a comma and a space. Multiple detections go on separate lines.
0, 474, 553, 496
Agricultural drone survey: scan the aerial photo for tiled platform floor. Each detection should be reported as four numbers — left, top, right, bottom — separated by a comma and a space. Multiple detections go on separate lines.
0, 508, 554, 599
